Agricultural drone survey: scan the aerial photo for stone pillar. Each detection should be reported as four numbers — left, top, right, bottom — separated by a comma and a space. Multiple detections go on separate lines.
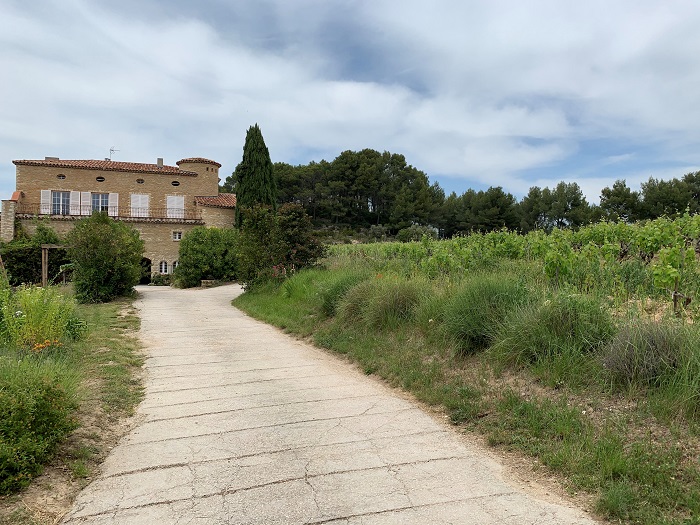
0, 200, 16, 242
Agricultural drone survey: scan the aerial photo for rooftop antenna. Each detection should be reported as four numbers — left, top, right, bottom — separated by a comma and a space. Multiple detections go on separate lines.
109, 146, 120, 160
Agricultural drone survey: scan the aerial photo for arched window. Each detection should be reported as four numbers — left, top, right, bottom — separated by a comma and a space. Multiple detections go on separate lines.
159, 261, 168, 274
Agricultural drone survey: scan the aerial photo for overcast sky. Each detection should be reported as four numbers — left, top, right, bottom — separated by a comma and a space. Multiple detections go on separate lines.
3, 0, 700, 203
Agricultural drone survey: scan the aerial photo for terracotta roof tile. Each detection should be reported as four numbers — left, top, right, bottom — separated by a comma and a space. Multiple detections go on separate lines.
10, 191, 22, 202
177, 157, 222, 167
12, 159, 198, 176
194, 193, 237, 208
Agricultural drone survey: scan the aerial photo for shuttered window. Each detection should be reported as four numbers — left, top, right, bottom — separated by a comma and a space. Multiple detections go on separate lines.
166, 195, 184, 219
130, 194, 150, 217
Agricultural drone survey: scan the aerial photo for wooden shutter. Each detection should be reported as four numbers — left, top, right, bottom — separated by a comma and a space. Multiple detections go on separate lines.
130, 194, 149, 217
40, 190, 51, 214
80, 192, 91, 215
108, 193, 119, 217
70, 191, 80, 215
167, 195, 184, 218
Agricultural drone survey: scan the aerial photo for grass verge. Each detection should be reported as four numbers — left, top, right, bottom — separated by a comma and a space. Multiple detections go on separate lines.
0, 295, 144, 525
233, 268, 700, 525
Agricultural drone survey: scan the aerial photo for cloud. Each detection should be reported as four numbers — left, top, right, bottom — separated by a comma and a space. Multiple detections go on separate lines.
1, 0, 700, 204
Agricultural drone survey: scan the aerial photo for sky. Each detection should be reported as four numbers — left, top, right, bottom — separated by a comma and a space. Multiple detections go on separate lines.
3, 0, 700, 203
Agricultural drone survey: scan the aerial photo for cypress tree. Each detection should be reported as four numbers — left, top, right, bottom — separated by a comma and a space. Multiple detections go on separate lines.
235, 124, 277, 224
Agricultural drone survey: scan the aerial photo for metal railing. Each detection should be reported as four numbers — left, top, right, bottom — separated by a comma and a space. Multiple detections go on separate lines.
15, 204, 202, 221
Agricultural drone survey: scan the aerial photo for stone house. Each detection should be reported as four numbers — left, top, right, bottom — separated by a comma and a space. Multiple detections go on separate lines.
1, 156, 236, 277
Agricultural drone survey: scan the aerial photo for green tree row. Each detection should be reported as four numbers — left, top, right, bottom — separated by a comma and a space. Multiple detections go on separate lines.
225, 147, 700, 236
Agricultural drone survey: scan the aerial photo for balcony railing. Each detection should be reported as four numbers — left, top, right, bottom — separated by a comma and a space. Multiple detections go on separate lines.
15, 204, 203, 222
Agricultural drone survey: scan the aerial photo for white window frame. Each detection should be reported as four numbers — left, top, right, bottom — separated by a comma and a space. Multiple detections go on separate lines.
92, 193, 109, 213
51, 190, 70, 215
159, 261, 168, 274
172, 231, 183, 241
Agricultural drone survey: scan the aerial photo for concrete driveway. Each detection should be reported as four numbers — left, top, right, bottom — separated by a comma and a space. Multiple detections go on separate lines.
62, 284, 597, 524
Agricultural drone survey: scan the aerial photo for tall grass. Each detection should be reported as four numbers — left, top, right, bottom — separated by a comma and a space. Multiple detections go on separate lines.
602, 318, 700, 420
443, 273, 533, 355
0, 285, 85, 351
334, 275, 431, 330
492, 293, 614, 387
319, 269, 371, 317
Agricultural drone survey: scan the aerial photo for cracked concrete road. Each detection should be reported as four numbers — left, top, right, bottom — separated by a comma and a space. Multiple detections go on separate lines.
62, 284, 598, 525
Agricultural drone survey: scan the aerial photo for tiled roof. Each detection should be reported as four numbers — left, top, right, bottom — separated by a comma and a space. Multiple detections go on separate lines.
194, 193, 237, 208
10, 191, 22, 202
177, 157, 222, 167
12, 159, 198, 176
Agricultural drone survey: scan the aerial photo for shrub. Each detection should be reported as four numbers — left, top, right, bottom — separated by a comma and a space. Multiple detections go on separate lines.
0, 357, 79, 494
396, 224, 438, 243
238, 204, 326, 288
173, 227, 238, 288
66, 213, 144, 303
444, 274, 532, 355
150, 274, 172, 286
602, 320, 684, 388
493, 293, 614, 366
0, 223, 69, 286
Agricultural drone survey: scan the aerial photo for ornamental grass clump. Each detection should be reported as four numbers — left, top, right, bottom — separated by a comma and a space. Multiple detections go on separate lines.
493, 293, 614, 365
491, 293, 614, 388
602, 319, 700, 419
444, 274, 533, 356
320, 270, 371, 317
363, 277, 429, 330
602, 319, 682, 388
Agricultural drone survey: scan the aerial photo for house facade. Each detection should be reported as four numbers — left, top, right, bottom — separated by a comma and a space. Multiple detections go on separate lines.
1, 156, 236, 276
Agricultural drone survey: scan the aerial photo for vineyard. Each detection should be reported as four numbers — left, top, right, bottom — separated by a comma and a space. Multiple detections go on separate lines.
330, 213, 700, 314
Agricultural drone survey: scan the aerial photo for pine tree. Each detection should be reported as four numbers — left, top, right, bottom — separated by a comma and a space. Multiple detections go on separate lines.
235, 124, 277, 224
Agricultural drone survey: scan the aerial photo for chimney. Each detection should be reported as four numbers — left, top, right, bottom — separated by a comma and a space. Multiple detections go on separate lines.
45, 156, 59, 161
157, 158, 163, 168
105, 158, 110, 161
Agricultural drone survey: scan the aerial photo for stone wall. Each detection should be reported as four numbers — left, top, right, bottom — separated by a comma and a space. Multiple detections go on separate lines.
200, 206, 236, 229
0, 201, 15, 242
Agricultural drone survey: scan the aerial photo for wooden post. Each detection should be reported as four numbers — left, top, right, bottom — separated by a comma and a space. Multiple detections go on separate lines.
41, 246, 49, 287
41, 244, 62, 287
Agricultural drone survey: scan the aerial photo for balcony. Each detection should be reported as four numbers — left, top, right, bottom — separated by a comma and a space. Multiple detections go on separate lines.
15, 204, 204, 224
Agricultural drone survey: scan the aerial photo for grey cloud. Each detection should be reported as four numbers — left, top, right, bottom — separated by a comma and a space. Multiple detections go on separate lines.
2, 0, 700, 202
